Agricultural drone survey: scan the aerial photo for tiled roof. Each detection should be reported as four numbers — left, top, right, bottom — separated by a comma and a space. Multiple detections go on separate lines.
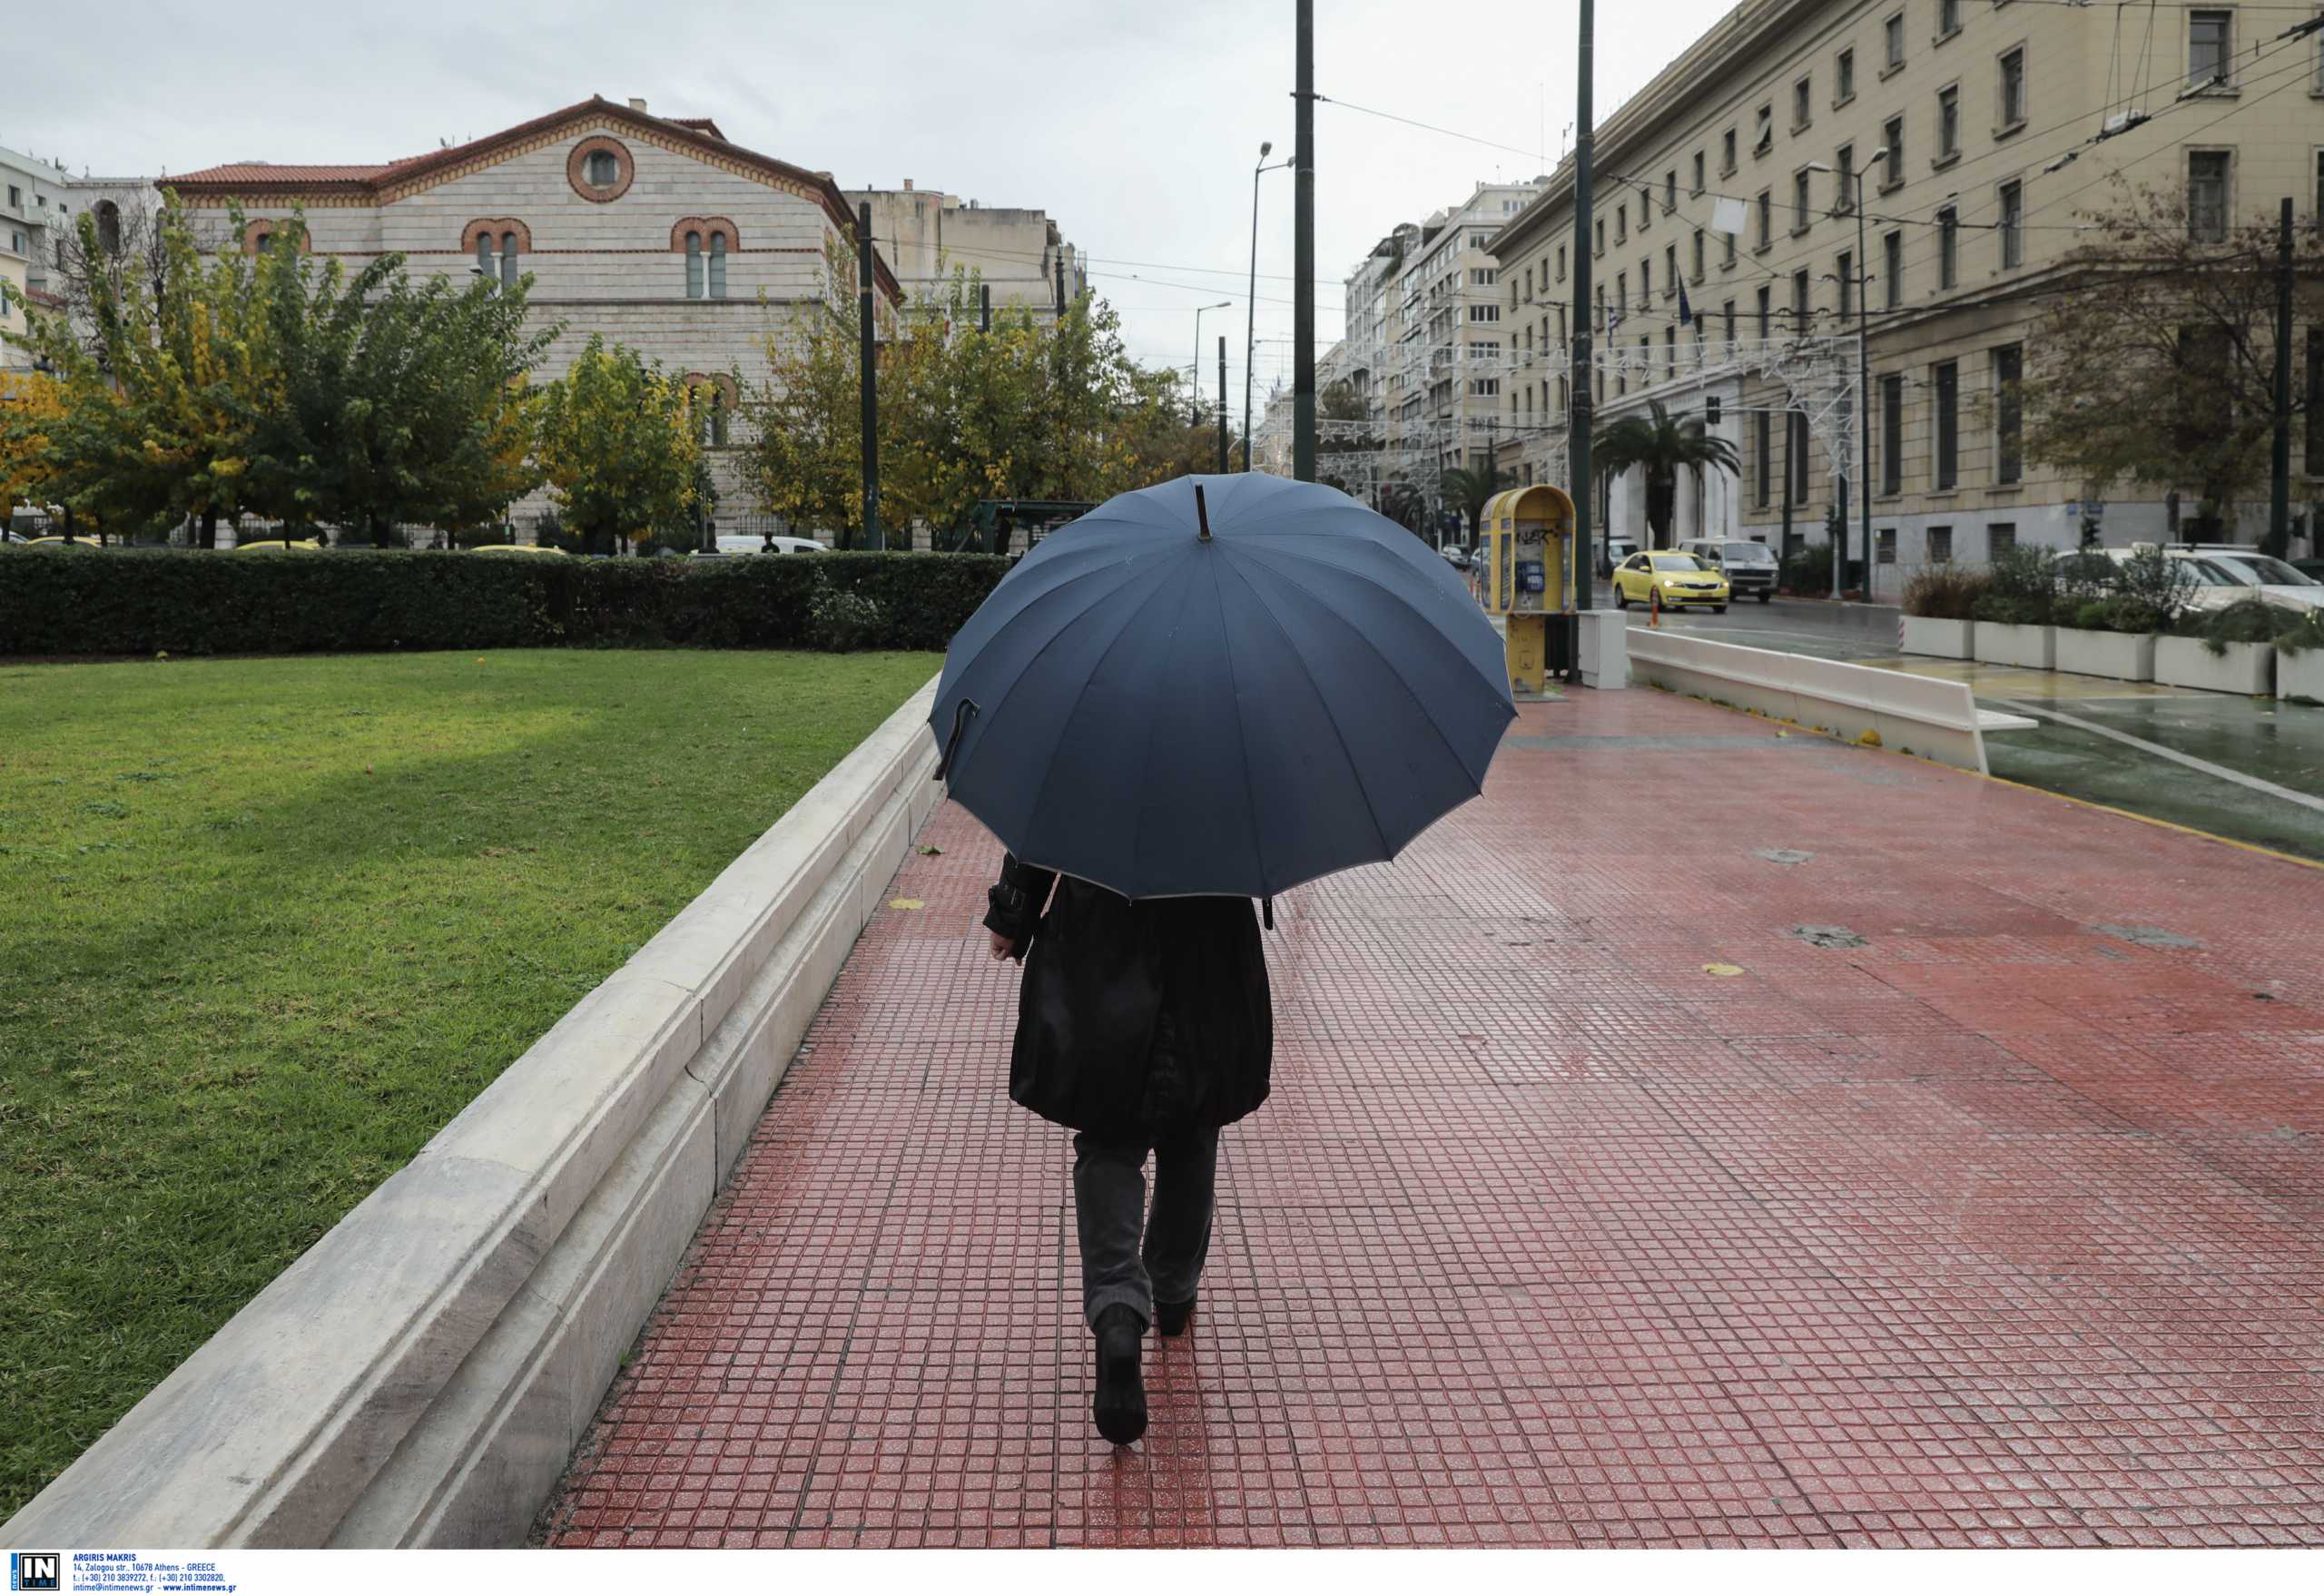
168, 163, 394, 184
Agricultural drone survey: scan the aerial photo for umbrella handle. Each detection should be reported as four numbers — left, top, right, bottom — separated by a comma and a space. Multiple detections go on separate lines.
935, 697, 980, 782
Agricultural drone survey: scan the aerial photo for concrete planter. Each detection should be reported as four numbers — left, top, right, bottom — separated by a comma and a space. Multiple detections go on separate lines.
2052, 626, 2155, 683
2152, 635, 2275, 695
1900, 615, 1975, 659
1974, 621, 2056, 670
2279, 646, 2324, 703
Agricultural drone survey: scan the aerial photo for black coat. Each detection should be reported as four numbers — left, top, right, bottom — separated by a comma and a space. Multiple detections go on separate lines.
984, 853, 1272, 1140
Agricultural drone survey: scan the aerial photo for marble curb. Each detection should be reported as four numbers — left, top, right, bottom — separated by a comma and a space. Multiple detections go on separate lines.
5, 676, 944, 1549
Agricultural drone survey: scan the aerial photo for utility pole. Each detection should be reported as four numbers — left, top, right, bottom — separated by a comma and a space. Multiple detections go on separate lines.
1054, 254, 1066, 318
1570, 0, 1596, 607
857, 202, 881, 552
1218, 336, 1230, 474
980, 281, 990, 333
1293, 0, 1316, 480
2271, 195, 2294, 557
1856, 162, 1874, 600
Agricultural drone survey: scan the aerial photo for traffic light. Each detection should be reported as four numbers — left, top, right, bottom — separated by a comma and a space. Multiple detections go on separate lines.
1704, 395, 1722, 426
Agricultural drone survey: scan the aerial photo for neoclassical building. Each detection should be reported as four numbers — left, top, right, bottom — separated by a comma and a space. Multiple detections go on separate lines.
168, 95, 902, 530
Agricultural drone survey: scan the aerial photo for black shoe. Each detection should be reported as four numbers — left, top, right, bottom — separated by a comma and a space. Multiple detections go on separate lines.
1091, 1305, 1147, 1446
1155, 1296, 1196, 1336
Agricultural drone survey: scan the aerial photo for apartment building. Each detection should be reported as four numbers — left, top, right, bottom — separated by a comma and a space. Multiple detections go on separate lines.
843, 180, 1084, 318
1334, 180, 1545, 536
1490, 0, 2324, 582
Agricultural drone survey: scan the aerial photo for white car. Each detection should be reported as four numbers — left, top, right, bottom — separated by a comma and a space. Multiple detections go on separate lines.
2098, 546, 2324, 614
2178, 545, 2324, 611
700, 534, 831, 557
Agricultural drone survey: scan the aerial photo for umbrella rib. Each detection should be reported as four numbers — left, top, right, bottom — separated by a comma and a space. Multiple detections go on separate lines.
1237, 538, 1503, 664
1206, 554, 1280, 898
1014, 557, 1200, 881
1232, 545, 1511, 790
1218, 555, 1401, 867
952, 556, 1156, 735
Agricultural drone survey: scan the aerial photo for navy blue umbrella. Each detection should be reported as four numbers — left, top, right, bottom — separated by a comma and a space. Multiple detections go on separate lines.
931, 473, 1515, 901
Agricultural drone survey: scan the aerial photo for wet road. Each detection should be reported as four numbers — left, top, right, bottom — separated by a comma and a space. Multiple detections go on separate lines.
1630, 601, 2324, 862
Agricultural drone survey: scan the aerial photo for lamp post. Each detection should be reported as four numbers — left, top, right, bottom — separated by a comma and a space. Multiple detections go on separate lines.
1246, 143, 1292, 470
1193, 300, 1231, 428
1807, 151, 1881, 599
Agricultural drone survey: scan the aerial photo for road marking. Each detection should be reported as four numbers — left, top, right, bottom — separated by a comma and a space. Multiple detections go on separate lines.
1987, 696, 2324, 816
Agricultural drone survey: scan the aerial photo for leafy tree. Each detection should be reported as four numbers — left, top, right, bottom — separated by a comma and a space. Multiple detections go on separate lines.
1591, 398, 1739, 548
15, 201, 279, 547
0, 369, 69, 524
248, 232, 555, 544
1439, 463, 1497, 540
534, 337, 704, 555
2023, 179, 2324, 546
744, 249, 1216, 543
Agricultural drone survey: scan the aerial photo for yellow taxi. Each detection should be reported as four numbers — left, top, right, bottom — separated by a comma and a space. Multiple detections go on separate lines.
468, 542, 568, 556
231, 537, 326, 553
1610, 549, 1730, 613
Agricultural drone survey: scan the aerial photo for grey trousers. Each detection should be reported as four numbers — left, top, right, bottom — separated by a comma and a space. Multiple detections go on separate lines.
1071, 1127, 1219, 1331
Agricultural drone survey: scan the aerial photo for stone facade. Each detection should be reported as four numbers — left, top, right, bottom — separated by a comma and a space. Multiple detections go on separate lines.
167, 96, 903, 533
843, 182, 1084, 320
1484, 0, 2324, 586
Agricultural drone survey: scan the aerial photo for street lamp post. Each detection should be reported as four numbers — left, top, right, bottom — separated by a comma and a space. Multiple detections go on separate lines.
1193, 300, 1231, 429
1246, 143, 1292, 471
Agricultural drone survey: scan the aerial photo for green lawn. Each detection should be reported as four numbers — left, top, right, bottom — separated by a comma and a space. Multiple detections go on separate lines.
0, 649, 939, 1519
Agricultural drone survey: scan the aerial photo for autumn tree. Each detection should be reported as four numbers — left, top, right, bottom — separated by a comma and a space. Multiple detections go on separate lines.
2022, 178, 2324, 545
0, 369, 71, 527
15, 202, 278, 546
247, 236, 555, 543
744, 251, 1222, 543
534, 337, 704, 555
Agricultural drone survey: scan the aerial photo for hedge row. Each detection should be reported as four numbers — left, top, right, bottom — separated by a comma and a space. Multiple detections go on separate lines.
0, 549, 1012, 657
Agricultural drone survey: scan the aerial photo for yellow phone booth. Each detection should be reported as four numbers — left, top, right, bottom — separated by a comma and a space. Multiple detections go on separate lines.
1477, 485, 1578, 695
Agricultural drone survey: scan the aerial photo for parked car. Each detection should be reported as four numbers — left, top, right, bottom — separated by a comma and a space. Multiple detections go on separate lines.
1595, 534, 1640, 578
230, 538, 325, 553
704, 534, 830, 556
1610, 550, 1729, 612
2293, 557, 2324, 583
1439, 544, 1472, 570
2098, 545, 2324, 614
470, 543, 569, 557
2178, 545, 2324, 611
1679, 538, 1779, 603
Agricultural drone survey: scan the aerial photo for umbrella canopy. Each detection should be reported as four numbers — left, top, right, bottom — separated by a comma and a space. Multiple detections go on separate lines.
931, 473, 1516, 900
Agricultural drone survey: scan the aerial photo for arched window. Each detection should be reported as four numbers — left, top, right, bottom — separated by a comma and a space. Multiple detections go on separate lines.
499, 231, 517, 289
708, 231, 727, 299
586, 150, 619, 188
476, 232, 493, 284
252, 230, 273, 254
709, 388, 728, 448
95, 201, 121, 256
684, 231, 704, 299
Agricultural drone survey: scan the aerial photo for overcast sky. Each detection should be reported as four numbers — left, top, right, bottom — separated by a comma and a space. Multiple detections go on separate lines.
10, 0, 1737, 409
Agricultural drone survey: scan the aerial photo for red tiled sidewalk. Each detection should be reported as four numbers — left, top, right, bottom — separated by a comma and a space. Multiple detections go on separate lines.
541, 688, 2324, 1549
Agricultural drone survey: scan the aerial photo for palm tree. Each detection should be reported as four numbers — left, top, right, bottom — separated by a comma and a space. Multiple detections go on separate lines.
1439, 463, 1497, 543
1591, 399, 1739, 549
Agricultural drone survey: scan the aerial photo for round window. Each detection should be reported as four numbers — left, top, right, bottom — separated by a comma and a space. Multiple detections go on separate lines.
586, 151, 619, 188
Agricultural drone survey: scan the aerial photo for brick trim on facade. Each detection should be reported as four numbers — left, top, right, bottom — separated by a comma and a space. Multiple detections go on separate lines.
680, 371, 742, 407
669, 216, 741, 251
241, 218, 310, 254
566, 136, 635, 202
460, 218, 536, 252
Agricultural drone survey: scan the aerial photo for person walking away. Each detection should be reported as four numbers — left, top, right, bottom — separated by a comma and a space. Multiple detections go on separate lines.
983, 852, 1272, 1447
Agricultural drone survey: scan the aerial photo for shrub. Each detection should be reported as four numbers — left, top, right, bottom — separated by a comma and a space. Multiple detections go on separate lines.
2274, 609, 2324, 656
2180, 596, 2310, 656
808, 576, 886, 652
1971, 545, 2058, 626
1901, 564, 1991, 619
0, 547, 1009, 657
1781, 542, 1834, 595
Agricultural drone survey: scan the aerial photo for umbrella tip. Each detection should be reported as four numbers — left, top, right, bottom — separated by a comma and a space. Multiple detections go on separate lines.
1195, 483, 1212, 542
